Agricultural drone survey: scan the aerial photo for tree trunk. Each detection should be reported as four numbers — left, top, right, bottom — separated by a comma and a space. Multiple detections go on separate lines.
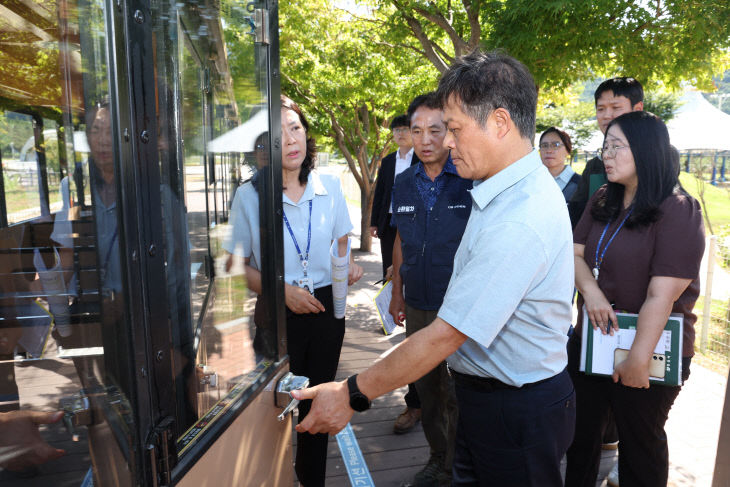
359, 185, 375, 252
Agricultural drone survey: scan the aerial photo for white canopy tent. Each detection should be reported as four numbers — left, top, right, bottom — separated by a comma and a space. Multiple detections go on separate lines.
207, 109, 268, 154
666, 91, 730, 151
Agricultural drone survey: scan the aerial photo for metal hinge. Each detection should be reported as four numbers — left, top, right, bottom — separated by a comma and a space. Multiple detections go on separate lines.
147, 416, 176, 487
253, 9, 269, 45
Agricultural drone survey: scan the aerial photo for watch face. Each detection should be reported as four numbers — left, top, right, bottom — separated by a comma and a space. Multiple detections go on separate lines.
350, 394, 370, 412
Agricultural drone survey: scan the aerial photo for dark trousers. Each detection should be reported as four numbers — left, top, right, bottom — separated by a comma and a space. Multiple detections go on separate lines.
378, 215, 397, 278
287, 286, 345, 487
564, 332, 689, 487
405, 305, 457, 471
389, 223, 419, 409
452, 369, 575, 486
404, 382, 421, 408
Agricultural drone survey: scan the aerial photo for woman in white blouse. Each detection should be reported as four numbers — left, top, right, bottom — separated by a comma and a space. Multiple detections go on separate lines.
225, 95, 362, 486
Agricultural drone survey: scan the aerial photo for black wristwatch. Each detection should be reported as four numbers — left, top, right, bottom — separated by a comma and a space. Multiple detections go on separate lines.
347, 375, 371, 412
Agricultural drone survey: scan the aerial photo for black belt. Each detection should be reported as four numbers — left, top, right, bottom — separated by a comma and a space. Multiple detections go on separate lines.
451, 369, 556, 393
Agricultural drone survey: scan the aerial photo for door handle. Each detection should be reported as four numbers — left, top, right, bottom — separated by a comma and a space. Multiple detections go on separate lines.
275, 372, 309, 422
59, 392, 92, 441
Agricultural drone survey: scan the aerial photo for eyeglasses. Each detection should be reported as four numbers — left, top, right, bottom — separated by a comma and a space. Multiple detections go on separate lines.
539, 141, 563, 150
599, 145, 629, 159
393, 127, 409, 134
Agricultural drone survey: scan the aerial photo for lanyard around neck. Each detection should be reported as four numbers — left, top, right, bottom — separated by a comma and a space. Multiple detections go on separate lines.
593, 207, 633, 280
282, 199, 313, 276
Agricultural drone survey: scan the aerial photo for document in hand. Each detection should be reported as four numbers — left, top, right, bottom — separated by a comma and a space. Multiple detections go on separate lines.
579, 309, 684, 386
330, 238, 350, 319
373, 280, 398, 335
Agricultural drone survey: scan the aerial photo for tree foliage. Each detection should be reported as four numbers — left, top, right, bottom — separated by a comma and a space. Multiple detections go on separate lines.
381, 0, 730, 91
280, 0, 730, 251
280, 0, 435, 251
536, 100, 596, 151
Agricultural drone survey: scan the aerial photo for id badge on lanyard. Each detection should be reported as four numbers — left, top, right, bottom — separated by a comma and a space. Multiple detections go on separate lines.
284, 200, 315, 295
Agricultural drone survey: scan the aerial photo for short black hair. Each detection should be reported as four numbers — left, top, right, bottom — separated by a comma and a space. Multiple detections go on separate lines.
594, 77, 644, 107
406, 92, 441, 125
591, 111, 681, 228
390, 115, 409, 130
436, 50, 537, 140
540, 127, 573, 154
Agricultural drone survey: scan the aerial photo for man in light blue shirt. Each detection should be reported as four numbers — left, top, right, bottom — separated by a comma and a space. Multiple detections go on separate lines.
292, 51, 576, 486
438, 151, 574, 387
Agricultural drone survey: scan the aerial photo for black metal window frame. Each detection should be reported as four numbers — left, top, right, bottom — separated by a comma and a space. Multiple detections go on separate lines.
109, 0, 286, 483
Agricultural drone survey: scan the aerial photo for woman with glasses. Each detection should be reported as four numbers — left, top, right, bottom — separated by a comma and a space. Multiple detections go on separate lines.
538, 127, 581, 201
564, 111, 705, 486
224, 95, 363, 486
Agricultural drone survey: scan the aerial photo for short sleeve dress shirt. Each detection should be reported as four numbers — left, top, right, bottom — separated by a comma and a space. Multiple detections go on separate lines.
389, 147, 414, 213
224, 170, 353, 289
51, 178, 122, 293
554, 165, 576, 191
573, 189, 705, 356
437, 150, 574, 386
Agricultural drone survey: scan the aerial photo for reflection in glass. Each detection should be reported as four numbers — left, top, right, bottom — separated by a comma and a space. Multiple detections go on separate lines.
152, 0, 274, 456
0, 0, 133, 484
180, 41, 210, 323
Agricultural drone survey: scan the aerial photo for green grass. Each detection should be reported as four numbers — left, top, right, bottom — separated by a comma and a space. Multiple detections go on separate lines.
679, 172, 730, 230
3, 174, 61, 223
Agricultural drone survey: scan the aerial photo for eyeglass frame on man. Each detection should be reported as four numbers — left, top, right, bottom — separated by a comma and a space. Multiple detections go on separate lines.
599, 144, 629, 159
392, 127, 410, 134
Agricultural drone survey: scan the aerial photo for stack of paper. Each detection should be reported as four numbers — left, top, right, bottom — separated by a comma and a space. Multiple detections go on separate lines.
330, 238, 350, 319
373, 281, 398, 335
34, 248, 72, 337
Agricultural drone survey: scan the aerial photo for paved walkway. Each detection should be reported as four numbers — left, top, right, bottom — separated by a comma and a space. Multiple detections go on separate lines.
319, 223, 728, 486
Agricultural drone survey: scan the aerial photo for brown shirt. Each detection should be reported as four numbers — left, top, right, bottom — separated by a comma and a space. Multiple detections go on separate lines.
574, 189, 705, 357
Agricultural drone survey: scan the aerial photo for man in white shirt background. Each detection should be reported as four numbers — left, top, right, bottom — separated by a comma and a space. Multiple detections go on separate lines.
370, 115, 416, 279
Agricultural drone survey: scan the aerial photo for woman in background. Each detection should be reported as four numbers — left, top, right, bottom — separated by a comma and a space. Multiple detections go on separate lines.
539, 126, 580, 201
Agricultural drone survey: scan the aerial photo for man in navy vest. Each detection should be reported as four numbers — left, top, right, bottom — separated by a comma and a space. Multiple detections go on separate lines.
388, 92, 473, 487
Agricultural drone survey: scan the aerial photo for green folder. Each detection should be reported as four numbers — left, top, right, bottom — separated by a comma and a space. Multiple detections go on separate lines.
579, 311, 684, 386
589, 173, 608, 197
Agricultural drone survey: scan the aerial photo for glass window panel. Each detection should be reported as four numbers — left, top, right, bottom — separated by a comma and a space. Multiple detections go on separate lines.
180, 39, 210, 323
42, 118, 68, 215
152, 0, 275, 456
1, 112, 42, 225
0, 0, 136, 484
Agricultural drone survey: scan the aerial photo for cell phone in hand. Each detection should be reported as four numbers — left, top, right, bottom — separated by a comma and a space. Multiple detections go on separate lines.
614, 348, 666, 379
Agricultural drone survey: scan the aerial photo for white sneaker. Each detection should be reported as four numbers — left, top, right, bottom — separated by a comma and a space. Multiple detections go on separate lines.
607, 462, 619, 487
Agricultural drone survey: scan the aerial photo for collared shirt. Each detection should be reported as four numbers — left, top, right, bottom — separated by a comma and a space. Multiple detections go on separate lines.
389, 147, 414, 213
414, 158, 460, 214
52, 178, 122, 293
224, 170, 353, 289
438, 150, 574, 387
554, 165, 576, 191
